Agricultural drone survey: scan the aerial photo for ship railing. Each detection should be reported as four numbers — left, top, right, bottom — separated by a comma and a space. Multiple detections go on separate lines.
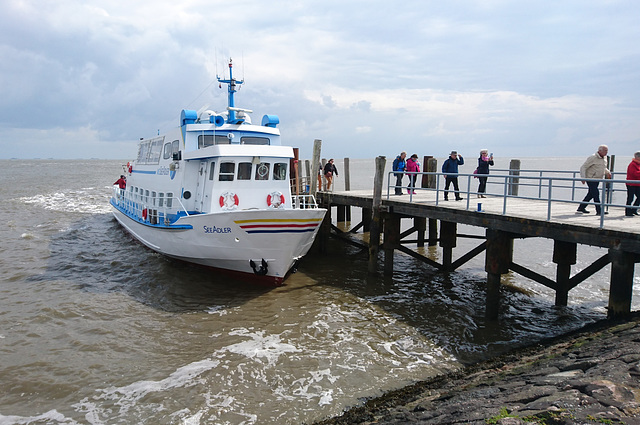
291, 194, 319, 209
386, 171, 640, 229
112, 187, 190, 225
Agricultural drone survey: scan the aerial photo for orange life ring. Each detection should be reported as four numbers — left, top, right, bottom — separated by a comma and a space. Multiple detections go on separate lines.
142, 208, 147, 220
219, 192, 239, 209
267, 191, 285, 208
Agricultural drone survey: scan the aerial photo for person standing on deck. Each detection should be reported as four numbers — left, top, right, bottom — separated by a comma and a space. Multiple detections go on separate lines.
476, 149, 493, 198
114, 175, 126, 198
392, 151, 407, 195
442, 150, 464, 201
323, 159, 338, 191
577, 144, 611, 215
405, 154, 420, 194
625, 151, 640, 216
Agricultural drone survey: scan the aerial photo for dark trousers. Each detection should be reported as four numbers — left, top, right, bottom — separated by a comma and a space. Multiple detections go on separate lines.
477, 176, 488, 193
444, 176, 461, 199
394, 173, 404, 194
408, 174, 417, 193
625, 185, 640, 215
578, 181, 602, 213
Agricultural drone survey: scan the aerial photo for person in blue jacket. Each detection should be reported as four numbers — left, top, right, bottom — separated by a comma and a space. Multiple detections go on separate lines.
442, 151, 464, 200
392, 151, 407, 195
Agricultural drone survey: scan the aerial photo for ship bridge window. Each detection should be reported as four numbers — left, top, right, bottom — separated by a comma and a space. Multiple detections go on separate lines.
255, 162, 270, 181
273, 163, 288, 180
238, 163, 252, 180
241, 137, 270, 145
147, 138, 163, 164
163, 142, 172, 159
198, 134, 231, 148
219, 162, 235, 181
137, 141, 150, 163
172, 140, 179, 155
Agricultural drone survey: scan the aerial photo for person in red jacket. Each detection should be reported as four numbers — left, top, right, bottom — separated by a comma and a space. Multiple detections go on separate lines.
114, 175, 126, 198
625, 152, 640, 216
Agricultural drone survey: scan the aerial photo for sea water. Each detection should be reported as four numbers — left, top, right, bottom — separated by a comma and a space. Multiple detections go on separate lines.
0, 158, 637, 424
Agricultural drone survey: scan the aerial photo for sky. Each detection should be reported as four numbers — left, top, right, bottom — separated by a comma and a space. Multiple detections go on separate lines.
1, 0, 639, 160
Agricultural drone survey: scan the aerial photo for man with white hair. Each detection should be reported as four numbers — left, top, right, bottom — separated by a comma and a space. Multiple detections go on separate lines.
577, 145, 611, 215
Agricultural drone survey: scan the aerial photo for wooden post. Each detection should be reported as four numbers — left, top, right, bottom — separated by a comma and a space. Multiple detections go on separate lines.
362, 208, 371, 231
415, 217, 426, 247
310, 140, 322, 194
485, 229, 513, 319
368, 156, 386, 274
426, 157, 437, 189
344, 157, 351, 221
607, 247, 635, 319
508, 159, 521, 196
384, 213, 401, 275
318, 199, 332, 253
428, 218, 438, 246
553, 240, 576, 306
440, 221, 457, 271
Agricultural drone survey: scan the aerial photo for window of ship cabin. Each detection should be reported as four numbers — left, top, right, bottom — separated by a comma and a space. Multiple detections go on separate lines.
158, 192, 164, 207
163, 142, 172, 159
198, 135, 231, 148
145, 190, 150, 204
166, 192, 173, 208
208, 162, 216, 180
152, 191, 157, 206
273, 163, 287, 180
219, 162, 235, 181
255, 163, 270, 181
148, 139, 163, 164
241, 137, 270, 145
238, 163, 252, 180
171, 140, 179, 156
137, 142, 150, 163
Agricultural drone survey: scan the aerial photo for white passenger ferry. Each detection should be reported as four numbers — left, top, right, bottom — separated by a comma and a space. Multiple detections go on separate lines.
110, 59, 326, 285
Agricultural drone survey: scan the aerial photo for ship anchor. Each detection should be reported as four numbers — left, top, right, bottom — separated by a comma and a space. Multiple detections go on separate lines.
250, 258, 269, 276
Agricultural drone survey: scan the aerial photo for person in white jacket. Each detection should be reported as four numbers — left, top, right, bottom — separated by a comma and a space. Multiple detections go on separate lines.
577, 145, 611, 215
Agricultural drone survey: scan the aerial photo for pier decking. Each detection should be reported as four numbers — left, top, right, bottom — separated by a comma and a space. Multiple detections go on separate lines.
314, 161, 640, 320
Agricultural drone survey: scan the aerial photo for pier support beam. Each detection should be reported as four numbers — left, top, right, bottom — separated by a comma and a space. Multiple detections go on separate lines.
607, 247, 636, 319
368, 156, 386, 274
553, 240, 577, 306
439, 221, 457, 272
428, 218, 438, 246
415, 217, 426, 247
485, 229, 514, 319
384, 213, 401, 275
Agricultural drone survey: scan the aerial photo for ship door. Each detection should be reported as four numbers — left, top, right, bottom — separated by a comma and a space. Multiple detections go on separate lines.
194, 160, 208, 212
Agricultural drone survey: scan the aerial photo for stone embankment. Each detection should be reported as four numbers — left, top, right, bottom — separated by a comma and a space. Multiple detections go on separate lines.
313, 315, 640, 425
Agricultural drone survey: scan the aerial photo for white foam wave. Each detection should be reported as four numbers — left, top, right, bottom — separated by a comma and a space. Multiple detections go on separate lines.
0, 409, 81, 425
225, 329, 300, 367
20, 187, 112, 215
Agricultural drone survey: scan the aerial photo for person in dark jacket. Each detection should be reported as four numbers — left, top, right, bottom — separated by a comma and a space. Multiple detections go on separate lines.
442, 151, 464, 200
476, 149, 494, 197
392, 151, 407, 195
324, 159, 338, 191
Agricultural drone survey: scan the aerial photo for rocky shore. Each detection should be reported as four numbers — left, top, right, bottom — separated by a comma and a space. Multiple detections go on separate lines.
313, 314, 640, 425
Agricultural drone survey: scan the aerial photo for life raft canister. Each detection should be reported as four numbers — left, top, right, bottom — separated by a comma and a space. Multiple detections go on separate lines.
142, 208, 147, 220
219, 191, 239, 210
267, 191, 285, 208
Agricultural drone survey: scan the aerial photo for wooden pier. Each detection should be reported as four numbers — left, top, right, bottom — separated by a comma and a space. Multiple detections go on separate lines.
314, 156, 640, 320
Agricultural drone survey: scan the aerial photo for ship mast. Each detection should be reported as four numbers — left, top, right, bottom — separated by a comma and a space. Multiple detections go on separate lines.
217, 58, 250, 124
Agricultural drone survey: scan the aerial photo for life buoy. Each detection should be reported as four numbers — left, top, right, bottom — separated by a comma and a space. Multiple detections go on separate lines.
267, 191, 285, 208
142, 208, 147, 220
219, 191, 239, 210
127, 162, 132, 174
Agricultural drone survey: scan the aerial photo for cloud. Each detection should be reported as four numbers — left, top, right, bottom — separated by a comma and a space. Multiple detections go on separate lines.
0, 0, 639, 159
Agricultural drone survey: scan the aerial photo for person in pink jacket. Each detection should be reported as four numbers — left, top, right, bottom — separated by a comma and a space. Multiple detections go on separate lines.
405, 154, 420, 194
625, 151, 640, 216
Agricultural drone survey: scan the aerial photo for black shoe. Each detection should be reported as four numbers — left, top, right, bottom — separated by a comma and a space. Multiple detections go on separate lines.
595, 211, 609, 216
576, 209, 589, 214
444, 198, 449, 201
625, 213, 634, 217
455, 197, 463, 201
634, 211, 639, 215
